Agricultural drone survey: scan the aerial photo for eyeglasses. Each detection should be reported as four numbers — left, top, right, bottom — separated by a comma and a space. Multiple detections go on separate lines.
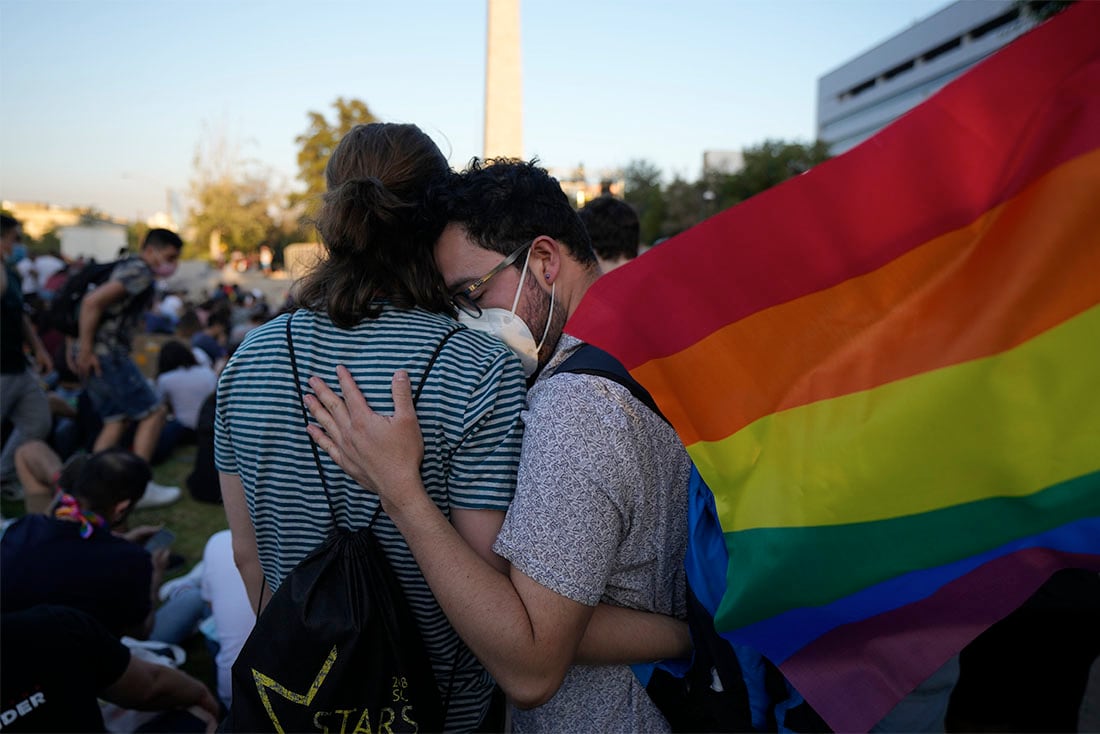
451, 240, 533, 318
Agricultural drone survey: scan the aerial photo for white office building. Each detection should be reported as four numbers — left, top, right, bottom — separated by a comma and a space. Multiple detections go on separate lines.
817, 1, 1038, 155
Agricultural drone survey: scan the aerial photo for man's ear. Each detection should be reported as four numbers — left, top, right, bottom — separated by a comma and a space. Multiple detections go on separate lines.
529, 236, 561, 290
111, 499, 133, 525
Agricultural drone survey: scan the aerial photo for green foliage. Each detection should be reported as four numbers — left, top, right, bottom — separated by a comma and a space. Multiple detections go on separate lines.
22, 229, 61, 256
126, 222, 149, 253
1018, 0, 1074, 21
188, 123, 293, 259
621, 140, 830, 245
190, 175, 278, 256
293, 97, 378, 217
715, 139, 831, 208
622, 159, 667, 246
661, 177, 708, 241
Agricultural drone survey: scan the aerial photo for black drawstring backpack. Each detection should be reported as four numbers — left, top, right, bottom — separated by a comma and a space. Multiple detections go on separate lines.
220, 318, 461, 734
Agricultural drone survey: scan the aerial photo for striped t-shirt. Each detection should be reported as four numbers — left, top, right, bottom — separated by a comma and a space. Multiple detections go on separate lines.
215, 306, 527, 731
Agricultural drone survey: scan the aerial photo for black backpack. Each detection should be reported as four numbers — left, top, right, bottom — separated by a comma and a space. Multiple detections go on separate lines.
47, 258, 152, 337
220, 319, 462, 734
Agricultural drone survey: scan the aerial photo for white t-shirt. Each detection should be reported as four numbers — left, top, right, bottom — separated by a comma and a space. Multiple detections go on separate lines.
156, 365, 217, 428
159, 294, 184, 320
34, 255, 66, 293
191, 346, 213, 369
200, 530, 255, 708
15, 258, 38, 294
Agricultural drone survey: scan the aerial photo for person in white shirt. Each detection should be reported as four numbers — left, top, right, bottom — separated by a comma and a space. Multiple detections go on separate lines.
200, 530, 255, 708
152, 340, 216, 465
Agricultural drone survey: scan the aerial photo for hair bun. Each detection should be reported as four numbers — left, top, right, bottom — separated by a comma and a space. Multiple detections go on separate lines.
319, 176, 411, 254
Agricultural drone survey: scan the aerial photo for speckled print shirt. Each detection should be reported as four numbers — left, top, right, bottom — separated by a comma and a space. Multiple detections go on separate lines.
493, 334, 691, 733
92, 257, 154, 355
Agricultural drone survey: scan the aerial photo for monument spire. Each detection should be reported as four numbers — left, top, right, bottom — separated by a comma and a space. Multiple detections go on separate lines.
484, 0, 523, 160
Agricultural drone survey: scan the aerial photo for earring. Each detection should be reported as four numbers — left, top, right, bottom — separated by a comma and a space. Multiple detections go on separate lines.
544, 273, 551, 281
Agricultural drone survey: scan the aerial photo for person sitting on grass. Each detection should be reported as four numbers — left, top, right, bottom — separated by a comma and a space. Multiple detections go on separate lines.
1, 604, 220, 733
152, 340, 217, 466
1, 442, 168, 640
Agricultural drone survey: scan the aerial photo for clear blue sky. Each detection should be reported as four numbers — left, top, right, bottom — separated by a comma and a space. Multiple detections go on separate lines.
0, 0, 947, 221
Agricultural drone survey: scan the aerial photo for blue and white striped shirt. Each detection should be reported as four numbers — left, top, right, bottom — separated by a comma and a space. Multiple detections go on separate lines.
215, 306, 527, 731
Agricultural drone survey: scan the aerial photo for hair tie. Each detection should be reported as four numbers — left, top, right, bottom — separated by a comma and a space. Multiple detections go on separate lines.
53, 493, 106, 539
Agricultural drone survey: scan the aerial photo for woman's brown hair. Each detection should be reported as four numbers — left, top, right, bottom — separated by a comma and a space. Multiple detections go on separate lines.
295, 123, 452, 326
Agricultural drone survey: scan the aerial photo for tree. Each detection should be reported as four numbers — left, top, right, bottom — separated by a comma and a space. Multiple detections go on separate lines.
622, 160, 666, 246
715, 139, 830, 208
1017, 0, 1074, 21
126, 222, 149, 253
660, 177, 708, 240
294, 97, 378, 215
188, 122, 285, 261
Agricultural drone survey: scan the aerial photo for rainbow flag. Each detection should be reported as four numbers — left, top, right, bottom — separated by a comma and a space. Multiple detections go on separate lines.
566, 4, 1100, 731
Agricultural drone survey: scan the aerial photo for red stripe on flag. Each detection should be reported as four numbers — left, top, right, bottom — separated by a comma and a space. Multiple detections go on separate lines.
567, 2, 1100, 371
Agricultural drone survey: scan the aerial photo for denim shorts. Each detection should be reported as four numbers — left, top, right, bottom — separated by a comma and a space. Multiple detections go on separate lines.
84, 350, 162, 422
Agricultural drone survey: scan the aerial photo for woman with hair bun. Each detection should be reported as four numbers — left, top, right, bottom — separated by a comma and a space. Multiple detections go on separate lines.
215, 123, 528, 731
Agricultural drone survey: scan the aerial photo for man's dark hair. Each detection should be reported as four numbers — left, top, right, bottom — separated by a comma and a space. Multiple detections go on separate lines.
176, 309, 202, 338
440, 158, 596, 266
578, 196, 639, 263
206, 305, 231, 332
157, 339, 198, 376
1, 214, 19, 237
142, 228, 183, 251
58, 449, 151, 517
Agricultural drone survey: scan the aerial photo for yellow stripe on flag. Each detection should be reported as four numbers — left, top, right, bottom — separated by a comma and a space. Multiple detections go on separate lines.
692, 304, 1100, 532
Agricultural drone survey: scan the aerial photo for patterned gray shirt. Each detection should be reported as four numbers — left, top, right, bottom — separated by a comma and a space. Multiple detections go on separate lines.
93, 257, 154, 355
493, 334, 691, 733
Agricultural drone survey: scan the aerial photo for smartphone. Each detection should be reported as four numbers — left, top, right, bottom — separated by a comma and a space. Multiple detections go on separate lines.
144, 528, 176, 552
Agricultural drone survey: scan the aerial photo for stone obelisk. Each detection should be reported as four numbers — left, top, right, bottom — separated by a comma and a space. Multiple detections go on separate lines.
484, 0, 523, 160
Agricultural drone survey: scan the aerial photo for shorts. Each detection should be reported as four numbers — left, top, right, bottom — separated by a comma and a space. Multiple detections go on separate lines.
84, 350, 162, 423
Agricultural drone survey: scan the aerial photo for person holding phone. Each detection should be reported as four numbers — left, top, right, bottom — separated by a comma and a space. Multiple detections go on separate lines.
2, 442, 168, 639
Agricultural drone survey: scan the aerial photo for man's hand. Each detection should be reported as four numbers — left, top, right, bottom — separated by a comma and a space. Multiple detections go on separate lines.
76, 347, 101, 379
118, 524, 163, 545
304, 367, 425, 509
151, 547, 171, 574
33, 344, 53, 375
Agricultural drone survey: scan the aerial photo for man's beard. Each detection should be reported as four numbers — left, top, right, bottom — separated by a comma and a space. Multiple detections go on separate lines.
524, 278, 568, 369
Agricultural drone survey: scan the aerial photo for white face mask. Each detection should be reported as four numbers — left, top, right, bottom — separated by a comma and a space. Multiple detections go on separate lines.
457, 248, 554, 377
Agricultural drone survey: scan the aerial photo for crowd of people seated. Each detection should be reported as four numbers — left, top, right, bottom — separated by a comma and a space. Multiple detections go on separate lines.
1, 219, 267, 731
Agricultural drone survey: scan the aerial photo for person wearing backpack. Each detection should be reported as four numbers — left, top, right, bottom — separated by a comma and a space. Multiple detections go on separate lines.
216, 123, 528, 733
217, 125, 685, 734
71, 228, 183, 509
305, 159, 694, 733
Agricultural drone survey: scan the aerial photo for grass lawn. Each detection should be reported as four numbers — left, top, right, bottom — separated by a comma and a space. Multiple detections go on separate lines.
1, 443, 231, 690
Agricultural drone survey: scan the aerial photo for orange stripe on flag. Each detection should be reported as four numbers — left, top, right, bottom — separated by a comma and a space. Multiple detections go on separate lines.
637, 148, 1100, 446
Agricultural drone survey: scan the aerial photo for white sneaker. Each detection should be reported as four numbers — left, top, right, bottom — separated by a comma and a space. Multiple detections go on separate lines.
136, 481, 181, 510
158, 561, 205, 601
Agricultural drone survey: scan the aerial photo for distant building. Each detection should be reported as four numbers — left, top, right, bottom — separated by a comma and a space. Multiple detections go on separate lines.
59, 223, 128, 262
1, 201, 82, 239
703, 150, 744, 176
817, 0, 1037, 155
550, 166, 624, 209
